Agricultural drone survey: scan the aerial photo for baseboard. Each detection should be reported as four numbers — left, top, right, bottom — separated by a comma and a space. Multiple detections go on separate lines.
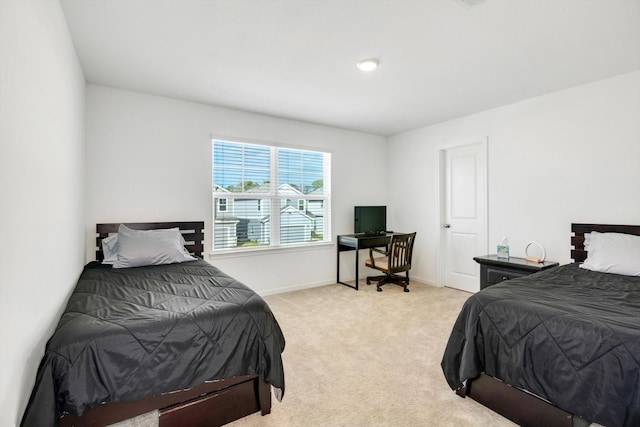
258, 280, 335, 296
411, 275, 438, 287
258, 275, 438, 297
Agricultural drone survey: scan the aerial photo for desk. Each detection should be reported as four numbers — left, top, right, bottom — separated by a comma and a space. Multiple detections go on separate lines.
337, 233, 392, 290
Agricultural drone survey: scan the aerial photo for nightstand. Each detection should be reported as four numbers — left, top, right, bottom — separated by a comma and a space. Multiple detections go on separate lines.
473, 255, 559, 290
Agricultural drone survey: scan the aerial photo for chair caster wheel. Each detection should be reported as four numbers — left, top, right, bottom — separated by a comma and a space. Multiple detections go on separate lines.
404, 288, 410, 292
377, 287, 382, 292
366, 279, 371, 285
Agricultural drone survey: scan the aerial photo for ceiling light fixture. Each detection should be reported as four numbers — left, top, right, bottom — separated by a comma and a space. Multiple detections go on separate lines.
453, 0, 485, 7
357, 58, 379, 72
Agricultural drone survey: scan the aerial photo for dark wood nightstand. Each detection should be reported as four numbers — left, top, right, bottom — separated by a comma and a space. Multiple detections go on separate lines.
473, 255, 559, 289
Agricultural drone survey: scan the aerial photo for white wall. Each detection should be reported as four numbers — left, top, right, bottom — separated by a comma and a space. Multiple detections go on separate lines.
0, 1, 86, 426
388, 70, 640, 286
2, 4, 636, 426
85, 84, 388, 294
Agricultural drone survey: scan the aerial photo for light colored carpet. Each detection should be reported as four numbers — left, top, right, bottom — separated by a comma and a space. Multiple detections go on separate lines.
228, 280, 515, 427
114, 280, 516, 427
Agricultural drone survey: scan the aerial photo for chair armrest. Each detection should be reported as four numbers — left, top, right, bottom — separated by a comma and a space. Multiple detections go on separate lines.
368, 247, 388, 267
371, 247, 387, 255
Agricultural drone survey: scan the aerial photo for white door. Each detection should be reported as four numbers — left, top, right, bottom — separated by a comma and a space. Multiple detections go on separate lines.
441, 141, 487, 293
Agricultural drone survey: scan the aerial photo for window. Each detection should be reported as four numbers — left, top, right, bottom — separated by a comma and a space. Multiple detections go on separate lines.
212, 138, 331, 251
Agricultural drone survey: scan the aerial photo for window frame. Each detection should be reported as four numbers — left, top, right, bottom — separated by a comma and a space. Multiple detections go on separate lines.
211, 137, 332, 254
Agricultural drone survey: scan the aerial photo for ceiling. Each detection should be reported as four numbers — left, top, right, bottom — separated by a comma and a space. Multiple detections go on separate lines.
59, 0, 640, 136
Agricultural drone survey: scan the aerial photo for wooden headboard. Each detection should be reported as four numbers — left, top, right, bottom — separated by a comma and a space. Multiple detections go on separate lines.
571, 223, 640, 262
96, 221, 205, 261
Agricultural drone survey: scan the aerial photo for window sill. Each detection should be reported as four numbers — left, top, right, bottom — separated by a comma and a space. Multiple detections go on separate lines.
209, 241, 334, 260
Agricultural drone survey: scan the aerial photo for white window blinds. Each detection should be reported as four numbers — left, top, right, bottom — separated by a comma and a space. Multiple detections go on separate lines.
212, 139, 331, 251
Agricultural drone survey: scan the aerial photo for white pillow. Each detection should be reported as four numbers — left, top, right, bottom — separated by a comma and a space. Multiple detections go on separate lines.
101, 234, 118, 265
580, 231, 640, 276
112, 224, 196, 269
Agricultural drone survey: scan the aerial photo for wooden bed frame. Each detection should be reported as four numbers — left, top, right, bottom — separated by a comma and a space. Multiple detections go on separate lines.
61, 376, 271, 427
455, 223, 640, 427
60, 221, 273, 427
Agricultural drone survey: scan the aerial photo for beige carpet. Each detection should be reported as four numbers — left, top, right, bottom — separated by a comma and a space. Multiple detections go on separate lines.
114, 280, 515, 427
227, 280, 515, 427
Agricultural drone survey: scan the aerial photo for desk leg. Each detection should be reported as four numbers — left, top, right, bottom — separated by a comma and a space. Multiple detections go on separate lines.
337, 246, 358, 291
336, 244, 340, 284
354, 248, 359, 291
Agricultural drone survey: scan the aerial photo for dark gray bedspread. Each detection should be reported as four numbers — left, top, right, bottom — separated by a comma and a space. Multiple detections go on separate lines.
441, 263, 640, 427
21, 260, 285, 427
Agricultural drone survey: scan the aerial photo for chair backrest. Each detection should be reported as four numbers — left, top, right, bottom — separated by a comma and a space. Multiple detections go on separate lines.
387, 232, 416, 274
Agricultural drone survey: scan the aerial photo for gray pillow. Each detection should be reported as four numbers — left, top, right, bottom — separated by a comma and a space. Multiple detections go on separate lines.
101, 234, 118, 265
112, 224, 196, 269
101, 227, 189, 265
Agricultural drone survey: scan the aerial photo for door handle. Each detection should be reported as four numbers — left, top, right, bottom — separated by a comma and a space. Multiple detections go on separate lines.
444, 224, 451, 228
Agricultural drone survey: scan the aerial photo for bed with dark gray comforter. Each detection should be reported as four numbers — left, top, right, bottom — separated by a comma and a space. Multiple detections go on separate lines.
441, 263, 640, 427
21, 259, 285, 427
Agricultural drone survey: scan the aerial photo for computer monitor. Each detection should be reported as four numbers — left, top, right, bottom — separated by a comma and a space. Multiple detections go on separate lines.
354, 206, 387, 235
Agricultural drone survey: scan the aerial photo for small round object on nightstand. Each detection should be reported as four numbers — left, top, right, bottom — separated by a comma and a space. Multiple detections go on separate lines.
525, 242, 546, 263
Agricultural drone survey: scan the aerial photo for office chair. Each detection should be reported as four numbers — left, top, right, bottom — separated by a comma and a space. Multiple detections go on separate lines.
365, 232, 416, 292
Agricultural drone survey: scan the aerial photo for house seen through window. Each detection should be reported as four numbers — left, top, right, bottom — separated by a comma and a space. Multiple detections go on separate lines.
212, 139, 331, 251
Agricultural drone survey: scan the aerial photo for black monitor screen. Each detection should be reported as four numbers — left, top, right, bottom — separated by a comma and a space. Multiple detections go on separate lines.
354, 206, 387, 234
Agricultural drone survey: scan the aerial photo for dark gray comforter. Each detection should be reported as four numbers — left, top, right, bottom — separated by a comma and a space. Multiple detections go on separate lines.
21, 260, 285, 427
441, 263, 640, 427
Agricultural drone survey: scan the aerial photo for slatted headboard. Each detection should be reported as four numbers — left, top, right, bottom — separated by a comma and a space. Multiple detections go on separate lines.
96, 221, 205, 261
571, 223, 640, 262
